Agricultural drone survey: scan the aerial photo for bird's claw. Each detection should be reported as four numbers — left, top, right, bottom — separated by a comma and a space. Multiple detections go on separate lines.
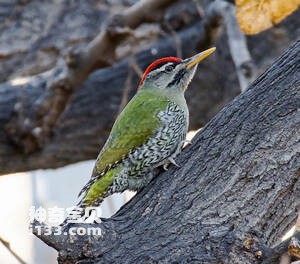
163, 157, 180, 171
163, 163, 169, 171
162, 155, 181, 171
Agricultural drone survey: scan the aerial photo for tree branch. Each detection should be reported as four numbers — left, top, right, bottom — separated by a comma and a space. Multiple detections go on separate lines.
0, 7, 221, 176
209, 0, 257, 92
33, 41, 300, 263
0, 236, 27, 264
4, 0, 175, 154
1, 1, 299, 176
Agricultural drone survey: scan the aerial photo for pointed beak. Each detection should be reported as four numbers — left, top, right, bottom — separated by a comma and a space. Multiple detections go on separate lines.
185, 47, 216, 69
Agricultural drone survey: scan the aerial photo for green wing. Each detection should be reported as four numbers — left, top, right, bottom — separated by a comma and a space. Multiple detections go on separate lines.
79, 90, 170, 207
92, 90, 169, 177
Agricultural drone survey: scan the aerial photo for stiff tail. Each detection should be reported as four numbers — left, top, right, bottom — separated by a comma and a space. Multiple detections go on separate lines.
60, 166, 119, 227
60, 174, 110, 227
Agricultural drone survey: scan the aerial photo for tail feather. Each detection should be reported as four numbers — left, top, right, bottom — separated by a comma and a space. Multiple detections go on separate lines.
77, 180, 92, 198
61, 164, 120, 227
77, 170, 107, 198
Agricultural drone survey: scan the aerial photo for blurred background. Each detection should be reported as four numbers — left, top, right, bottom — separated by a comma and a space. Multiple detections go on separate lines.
0, 161, 135, 263
0, 0, 299, 263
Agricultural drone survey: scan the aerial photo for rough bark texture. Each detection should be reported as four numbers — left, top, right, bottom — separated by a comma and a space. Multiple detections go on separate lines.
33, 41, 300, 264
0, 0, 299, 175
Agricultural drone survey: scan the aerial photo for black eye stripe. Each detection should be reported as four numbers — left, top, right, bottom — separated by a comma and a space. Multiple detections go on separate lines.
152, 61, 180, 73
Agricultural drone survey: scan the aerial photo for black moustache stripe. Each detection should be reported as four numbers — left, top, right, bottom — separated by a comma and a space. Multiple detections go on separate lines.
167, 69, 186, 87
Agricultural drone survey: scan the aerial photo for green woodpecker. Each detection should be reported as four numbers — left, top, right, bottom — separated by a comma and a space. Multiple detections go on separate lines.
64, 47, 216, 224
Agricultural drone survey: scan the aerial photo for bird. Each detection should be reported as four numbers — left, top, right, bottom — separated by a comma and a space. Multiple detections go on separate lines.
62, 47, 216, 225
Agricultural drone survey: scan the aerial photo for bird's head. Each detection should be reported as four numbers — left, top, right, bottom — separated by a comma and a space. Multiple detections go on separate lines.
138, 47, 216, 93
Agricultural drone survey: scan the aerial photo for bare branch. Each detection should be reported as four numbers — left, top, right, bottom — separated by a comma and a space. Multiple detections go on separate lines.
0, 1, 224, 175
163, 21, 183, 58
129, 57, 143, 78
5, 0, 175, 154
210, 0, 257, 92
117, 62, 133, 114
0, 236, 27, 264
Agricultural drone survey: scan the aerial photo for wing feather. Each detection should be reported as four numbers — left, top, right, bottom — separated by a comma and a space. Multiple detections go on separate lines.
91, 91, 170, 177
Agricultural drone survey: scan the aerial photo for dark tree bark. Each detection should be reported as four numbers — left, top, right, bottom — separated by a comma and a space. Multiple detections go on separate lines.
33, 41, 300, 264
0, 4, 299, 175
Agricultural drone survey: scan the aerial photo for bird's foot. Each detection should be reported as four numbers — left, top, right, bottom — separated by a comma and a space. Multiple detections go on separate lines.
163, 157, 180, 171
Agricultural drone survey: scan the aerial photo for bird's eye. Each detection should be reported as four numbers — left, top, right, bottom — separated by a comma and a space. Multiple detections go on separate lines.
165, 65, 174, 73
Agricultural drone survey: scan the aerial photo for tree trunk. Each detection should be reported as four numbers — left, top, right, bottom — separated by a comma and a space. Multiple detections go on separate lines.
0, 1, 299, 176
33, 41, 300, 264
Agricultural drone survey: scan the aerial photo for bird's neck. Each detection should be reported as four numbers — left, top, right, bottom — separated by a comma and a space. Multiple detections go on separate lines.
139, 86, 187, 107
